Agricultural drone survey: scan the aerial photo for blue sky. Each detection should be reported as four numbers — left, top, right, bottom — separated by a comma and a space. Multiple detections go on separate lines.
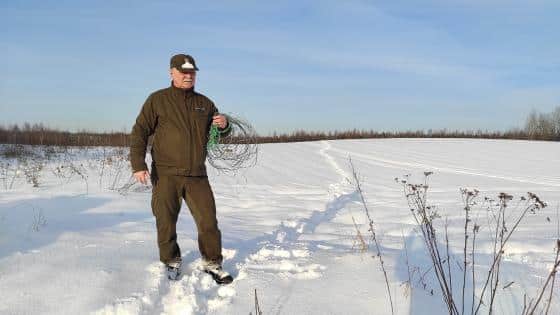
1, 0, 559, 134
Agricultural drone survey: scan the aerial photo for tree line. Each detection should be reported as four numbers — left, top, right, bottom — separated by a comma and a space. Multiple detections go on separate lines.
525, 107, 560, 140
1, 107, 558, 146
0, 122, 129, 147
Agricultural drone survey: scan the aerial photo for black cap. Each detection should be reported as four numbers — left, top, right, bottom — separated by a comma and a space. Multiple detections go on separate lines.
170, 54, 199, 72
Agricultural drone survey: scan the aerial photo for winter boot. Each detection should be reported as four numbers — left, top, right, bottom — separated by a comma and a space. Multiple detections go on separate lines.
202, 261, 233, 285
165, 258, 182, 280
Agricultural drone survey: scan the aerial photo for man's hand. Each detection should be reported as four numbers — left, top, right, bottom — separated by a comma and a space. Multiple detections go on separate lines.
133, 170, 150, 185
212, 114, 228, 129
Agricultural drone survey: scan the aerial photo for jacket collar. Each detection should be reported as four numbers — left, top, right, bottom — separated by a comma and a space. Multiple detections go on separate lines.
170, 82, 195, 99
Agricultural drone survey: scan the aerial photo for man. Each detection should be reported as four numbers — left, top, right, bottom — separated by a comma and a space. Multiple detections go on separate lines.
129, 53, 233, 284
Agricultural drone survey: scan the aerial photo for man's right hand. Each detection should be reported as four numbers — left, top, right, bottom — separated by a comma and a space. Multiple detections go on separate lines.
133, 170, 150, 185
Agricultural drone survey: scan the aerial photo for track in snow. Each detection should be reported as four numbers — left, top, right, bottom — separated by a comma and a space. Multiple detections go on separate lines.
95, 140, 358, 314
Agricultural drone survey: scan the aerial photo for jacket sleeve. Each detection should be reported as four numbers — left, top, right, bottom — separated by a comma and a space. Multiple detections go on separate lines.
129, 94, 157, 172
211, 103, 232, 138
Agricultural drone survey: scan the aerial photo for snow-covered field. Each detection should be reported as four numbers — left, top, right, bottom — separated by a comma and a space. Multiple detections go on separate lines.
0, 138, 559, 315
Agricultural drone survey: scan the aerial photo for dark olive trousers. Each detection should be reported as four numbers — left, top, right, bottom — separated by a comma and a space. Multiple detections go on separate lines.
151, 174, 223, 265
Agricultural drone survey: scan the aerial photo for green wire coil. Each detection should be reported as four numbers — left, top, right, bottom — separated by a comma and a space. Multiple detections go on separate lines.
207, 122, 232, 150
205, 114, 258, 172
207, 124, 220, 150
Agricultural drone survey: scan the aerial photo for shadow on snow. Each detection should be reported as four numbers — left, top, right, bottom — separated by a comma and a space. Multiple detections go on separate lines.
0, 195, 153, 260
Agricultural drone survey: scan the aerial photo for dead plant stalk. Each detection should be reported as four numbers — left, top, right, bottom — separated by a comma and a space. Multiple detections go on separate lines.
349, 158, 394, 315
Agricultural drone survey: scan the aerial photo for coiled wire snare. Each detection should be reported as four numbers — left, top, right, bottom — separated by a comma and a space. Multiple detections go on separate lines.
206, 114, 258, 172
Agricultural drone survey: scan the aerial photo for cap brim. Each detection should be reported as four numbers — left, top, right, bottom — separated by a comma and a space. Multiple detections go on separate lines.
175, 66, 199, 73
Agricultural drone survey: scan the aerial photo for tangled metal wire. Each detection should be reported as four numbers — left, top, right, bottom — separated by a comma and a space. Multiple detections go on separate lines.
206, 114, 259, 172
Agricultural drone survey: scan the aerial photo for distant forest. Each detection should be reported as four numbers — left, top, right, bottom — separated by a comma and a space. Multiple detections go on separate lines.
1, 107, 559, 147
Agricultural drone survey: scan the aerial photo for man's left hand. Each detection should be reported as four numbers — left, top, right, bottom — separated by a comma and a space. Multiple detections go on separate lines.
212, 114, 228, 129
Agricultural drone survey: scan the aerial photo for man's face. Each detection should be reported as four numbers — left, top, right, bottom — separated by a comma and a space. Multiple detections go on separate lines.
170, 68, 196, 89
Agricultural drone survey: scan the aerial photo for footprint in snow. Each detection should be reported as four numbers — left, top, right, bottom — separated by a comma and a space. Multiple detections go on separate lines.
243, 244, 326, 280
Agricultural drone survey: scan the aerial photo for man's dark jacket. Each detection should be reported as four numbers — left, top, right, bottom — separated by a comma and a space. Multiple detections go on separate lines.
130, 84, 228, 176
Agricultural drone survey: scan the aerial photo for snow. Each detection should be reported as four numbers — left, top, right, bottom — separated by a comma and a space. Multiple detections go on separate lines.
0, 138, 559, 314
